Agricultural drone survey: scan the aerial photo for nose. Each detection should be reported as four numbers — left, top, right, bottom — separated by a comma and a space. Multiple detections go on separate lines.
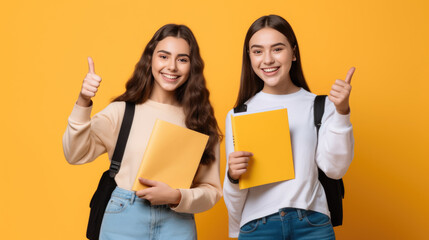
167, 59, 178, 72
263, 52, 275, 65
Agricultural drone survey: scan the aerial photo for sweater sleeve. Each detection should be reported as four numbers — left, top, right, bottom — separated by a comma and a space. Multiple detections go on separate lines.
223, 110, 249, 238
315, 99, 355, 179
170, 142, 222, 213
62, 102, 123, 165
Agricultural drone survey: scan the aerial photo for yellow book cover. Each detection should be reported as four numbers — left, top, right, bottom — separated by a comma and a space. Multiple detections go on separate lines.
132, 119, 209, 191
231, 107, 294, 189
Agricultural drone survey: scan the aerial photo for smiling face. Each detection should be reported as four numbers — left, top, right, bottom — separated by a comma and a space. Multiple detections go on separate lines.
249, 27, 297, 94
151, 36, 191, 97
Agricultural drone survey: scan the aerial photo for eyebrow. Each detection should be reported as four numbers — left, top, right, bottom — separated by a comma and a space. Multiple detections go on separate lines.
250, 42, 287, 49
157, 50, 190, 58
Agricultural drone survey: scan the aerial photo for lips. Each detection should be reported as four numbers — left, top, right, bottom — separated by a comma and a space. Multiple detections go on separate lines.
261, 67, 280, 75
161, 73, 180, 81
262, 67, 279, 72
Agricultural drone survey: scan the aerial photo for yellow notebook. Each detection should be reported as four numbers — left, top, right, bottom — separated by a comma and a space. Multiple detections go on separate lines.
231, 107, 294, 189
132, 119, 209, 191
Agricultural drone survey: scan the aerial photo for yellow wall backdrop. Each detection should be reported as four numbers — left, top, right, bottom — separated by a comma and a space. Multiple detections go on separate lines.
1, 0, 428, 239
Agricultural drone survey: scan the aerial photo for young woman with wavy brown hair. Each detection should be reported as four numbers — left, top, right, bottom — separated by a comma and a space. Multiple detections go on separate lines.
223, 15, 355, 239
63, 24, 222, 240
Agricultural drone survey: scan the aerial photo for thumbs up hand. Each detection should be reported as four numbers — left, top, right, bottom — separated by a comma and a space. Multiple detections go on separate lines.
328, 67, 355, 115
77, 57, 102, 107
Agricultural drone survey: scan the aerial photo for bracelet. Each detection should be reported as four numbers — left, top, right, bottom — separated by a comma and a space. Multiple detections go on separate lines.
227, 171, 239, 184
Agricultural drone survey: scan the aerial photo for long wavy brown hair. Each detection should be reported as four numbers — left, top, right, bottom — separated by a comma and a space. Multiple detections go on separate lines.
113, 24, 222, 165
235, 15, 311, 108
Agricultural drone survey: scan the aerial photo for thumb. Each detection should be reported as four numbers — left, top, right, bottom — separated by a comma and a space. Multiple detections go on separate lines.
87, 56, 95, 74
345, 67, 355, 84
139, 178, 157, 187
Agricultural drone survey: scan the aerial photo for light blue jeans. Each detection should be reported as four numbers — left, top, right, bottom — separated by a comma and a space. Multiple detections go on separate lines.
99, 187, 197, 240
238, 208, 335, 240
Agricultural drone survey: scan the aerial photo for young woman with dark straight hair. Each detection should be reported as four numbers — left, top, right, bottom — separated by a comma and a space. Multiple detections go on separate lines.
63, 24, 222, 240
223, 15, 355, 239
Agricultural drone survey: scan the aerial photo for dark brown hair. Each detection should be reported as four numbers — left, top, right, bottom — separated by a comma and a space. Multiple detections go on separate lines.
114, 24, 221, 165
235, 15, 310, 107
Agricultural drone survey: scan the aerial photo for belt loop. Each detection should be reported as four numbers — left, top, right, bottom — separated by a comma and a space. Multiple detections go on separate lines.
297, 209, 303, 220
130, 192, 136, 205
262, 217, 266, 224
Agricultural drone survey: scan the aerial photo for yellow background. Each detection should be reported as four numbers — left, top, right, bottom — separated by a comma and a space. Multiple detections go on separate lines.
1, 0, 428, 239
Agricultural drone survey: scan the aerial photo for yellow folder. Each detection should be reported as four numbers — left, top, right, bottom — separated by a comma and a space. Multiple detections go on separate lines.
132, 119, 209, 191
231, 107, 294, 189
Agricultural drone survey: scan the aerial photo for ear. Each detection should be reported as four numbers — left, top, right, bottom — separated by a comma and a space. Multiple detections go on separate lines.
292, 45, 297, 61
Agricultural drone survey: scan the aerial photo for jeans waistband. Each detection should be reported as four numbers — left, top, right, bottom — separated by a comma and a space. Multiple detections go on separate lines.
111, 186, 169, 208
278, 207, 308, 214
260, 208, 311, 223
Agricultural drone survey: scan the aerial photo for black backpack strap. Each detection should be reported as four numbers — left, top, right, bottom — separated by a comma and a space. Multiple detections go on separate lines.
314, 95, 344, 227
234, 104, 247, 114
86, 102, 136, 240
109, 102, 135, 177
314, 95, 327, 135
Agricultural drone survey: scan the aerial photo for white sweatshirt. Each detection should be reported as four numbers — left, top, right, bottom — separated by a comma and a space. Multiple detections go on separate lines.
223, 88, 354, 237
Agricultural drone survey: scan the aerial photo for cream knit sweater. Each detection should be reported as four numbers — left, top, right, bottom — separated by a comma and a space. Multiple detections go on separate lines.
63, 99, 222, 213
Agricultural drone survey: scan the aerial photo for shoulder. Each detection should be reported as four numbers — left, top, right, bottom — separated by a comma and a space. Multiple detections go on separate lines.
104, 101, 126, 112
97, 101, 126, 117
309, 93, 337, 114
300, 89, 318, 102
225, 109, 234, 122
302, 88, 316, 97
93, 101, 126, 127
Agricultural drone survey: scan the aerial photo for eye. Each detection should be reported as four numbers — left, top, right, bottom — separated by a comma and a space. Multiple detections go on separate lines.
273, 48, 283, 52
159, 55, 168, 60
178, 58, 189, 63
252, 50, 262, 55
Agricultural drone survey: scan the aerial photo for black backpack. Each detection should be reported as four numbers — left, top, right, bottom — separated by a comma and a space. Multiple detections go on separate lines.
233, 95, 345, 227
87, 102, 135, 240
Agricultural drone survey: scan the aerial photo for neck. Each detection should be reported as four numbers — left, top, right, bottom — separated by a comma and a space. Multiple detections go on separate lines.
149, 86, 180, 106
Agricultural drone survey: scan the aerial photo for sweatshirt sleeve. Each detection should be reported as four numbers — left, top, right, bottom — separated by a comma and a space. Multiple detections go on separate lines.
223, 110, 249, 238
170, 142, 222, 213
315, 99, 355, 179
62, 102, 123, 165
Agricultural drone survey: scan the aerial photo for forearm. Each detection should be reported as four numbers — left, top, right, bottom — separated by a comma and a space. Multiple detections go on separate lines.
172, 183, 222, 213
62, 104, 111, 165
171, 144, 222, 213
317, 110, 354, 179
223, 111, 248, 235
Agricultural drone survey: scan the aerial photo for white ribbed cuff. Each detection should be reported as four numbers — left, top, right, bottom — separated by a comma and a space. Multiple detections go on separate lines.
330, 111, 352, 132
69, 104, 92, 123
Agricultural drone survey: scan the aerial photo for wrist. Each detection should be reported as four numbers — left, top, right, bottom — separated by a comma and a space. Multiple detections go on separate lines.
76, 94, 92, 107
336, 107, 350, 115
227, 171, 239, 184
171, 189, 181, 205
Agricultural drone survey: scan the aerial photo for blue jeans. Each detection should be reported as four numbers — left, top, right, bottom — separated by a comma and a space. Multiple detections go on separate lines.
238, 208, 335, 240
99, 187, 196, 240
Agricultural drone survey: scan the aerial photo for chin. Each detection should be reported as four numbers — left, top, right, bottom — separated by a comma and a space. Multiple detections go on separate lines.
261, 78, 281, 87
161, 85, 179, 92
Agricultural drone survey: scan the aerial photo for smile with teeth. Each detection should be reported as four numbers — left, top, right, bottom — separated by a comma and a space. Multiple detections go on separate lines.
262, 67, 279, 73
162, 73, 180, 79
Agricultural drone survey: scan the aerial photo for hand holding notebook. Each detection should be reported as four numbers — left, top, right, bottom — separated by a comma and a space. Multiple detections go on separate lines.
136, 178, 182, 205
227, 151, 254, 181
